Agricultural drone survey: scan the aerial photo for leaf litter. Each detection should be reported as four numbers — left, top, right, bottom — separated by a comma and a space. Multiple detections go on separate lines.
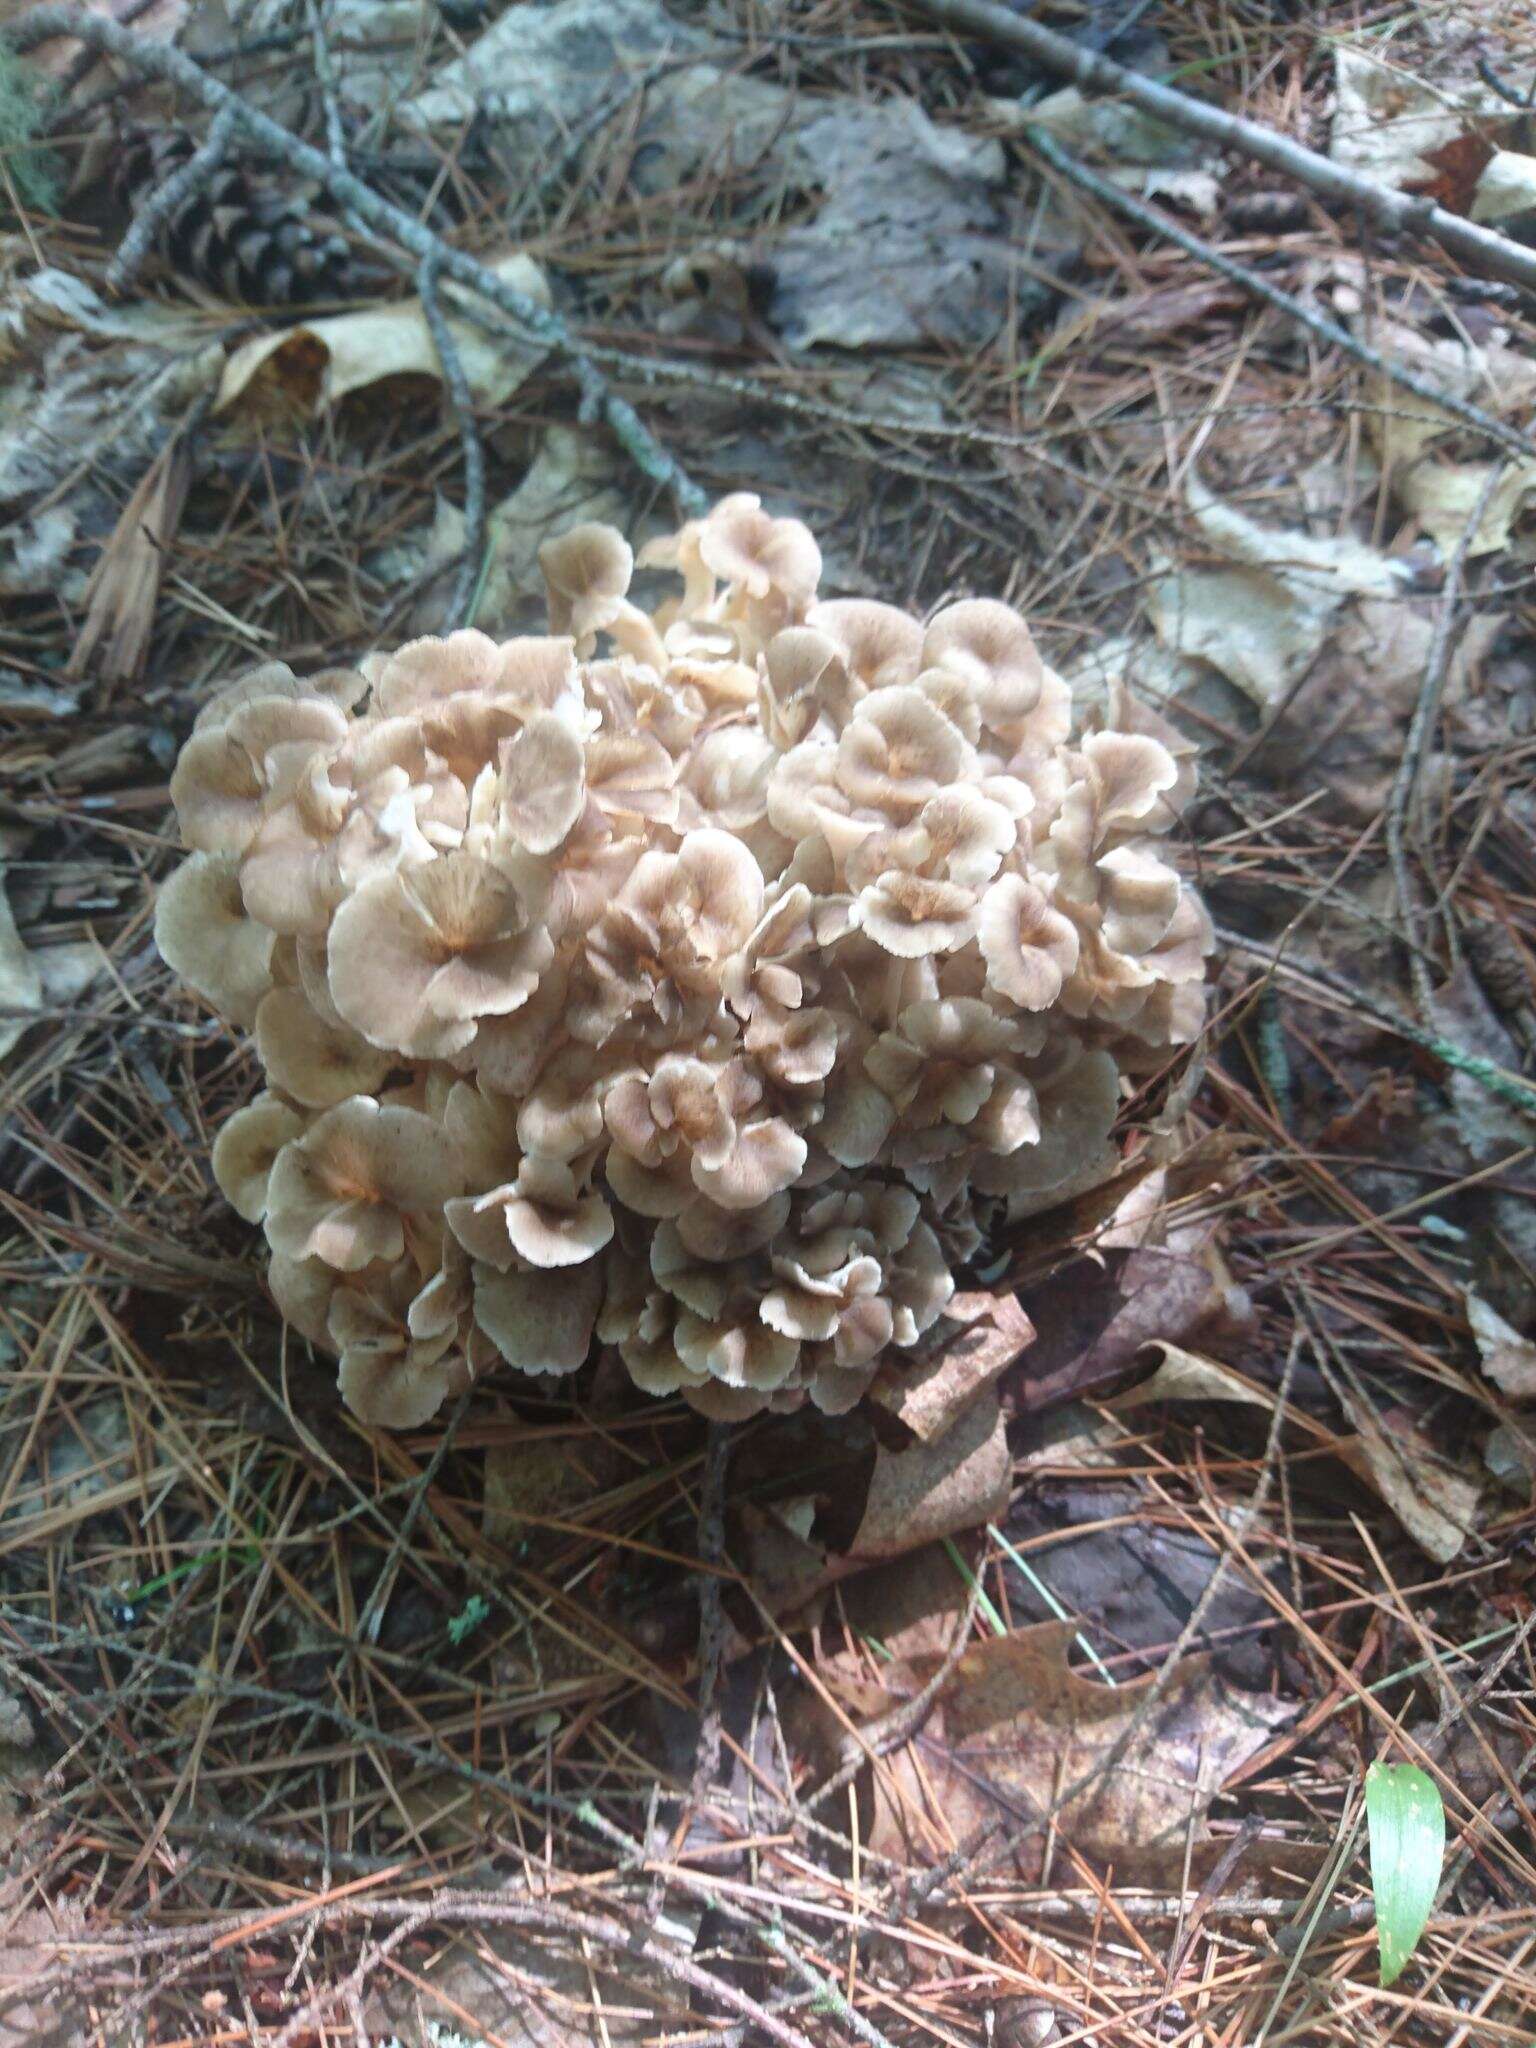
2, 0, 1536, 2042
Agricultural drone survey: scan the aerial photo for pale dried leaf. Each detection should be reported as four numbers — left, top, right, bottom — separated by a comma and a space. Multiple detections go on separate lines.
852, 1387, 1011, 1560
1330, 48, 1504, 193
0, 872, 43, 1063
1472, 148, 1536, 224
1336, 1393, 1483, 1562
216, 254, 551, 416
1148, 478, 1406, 706
869, 1289, 1034, 1443
1106, 1342, 1275, 1412
1465, 1290, 1536, 1402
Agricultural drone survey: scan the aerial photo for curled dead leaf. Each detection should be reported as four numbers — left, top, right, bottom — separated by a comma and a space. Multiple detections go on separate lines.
869, 1289, 1034, 1444
216, 254, 551, 418
1465, 1290, 1536, 1403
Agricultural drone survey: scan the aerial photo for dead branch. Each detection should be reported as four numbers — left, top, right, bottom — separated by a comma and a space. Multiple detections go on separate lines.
1027, 129, 1536, 469
902, 0, 1536, 295
6, 4, 706, 516
416, 249, 489, 631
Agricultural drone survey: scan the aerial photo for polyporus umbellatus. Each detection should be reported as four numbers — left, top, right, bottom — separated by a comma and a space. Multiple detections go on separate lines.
158, 495, 1211, 1430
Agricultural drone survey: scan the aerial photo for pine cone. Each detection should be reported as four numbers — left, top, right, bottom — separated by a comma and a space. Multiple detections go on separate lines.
117, 128, 357, 308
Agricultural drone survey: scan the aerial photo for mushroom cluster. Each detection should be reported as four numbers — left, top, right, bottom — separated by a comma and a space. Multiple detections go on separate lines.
158, 497, 1210, 1428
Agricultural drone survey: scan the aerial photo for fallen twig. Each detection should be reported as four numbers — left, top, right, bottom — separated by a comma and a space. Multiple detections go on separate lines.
1386, 459, 1508, 1020
1025, 129, 1536, 469
416, 248, 488, 631
8, 5, 706, 515
901, 0, 1536, 294
1215, 926, 1536, 1115
690, 1420, 733, 1809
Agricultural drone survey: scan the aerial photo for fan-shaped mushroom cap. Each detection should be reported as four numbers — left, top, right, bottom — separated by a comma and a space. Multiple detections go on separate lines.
1096, 844, 1182, 957
473, 1258, 603, 1375
977, 873, 1080, 1010
499, 711, 587, 854
254, 988, 393, 1107
836, 688, 969, 820
697, 493, 821, 608
268, 1252, 341, 1350
195, 662, 365, 735
760, 627, 850, 746
539, 522, 636, 644
921, 599, 1043, 737
371, 630, 511, 716
212, 1093, 306, 1222
265, 1096, 462, 1271
328, 852, 552, 1059
155, 851, 276, 1027
490, 1154, 615, 1268
1052, 731, 1180, 883
331, 1265, 467, 1429
808, 600, 924, 693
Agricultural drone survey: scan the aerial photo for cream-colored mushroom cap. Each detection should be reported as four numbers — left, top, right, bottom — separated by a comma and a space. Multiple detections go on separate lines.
155, 851, 276, 1027
265, 1096, 462, 1271
327, 851, 553, 1060
539, 522, 634, 643
254, 988, 394, 1107
977, 874, 1080, 1010
212, 1093, 306, 1222
921, 598, 1043, 735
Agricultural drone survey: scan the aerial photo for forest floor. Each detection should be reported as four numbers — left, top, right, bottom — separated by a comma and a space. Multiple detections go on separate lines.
1, 0, 1536, 2042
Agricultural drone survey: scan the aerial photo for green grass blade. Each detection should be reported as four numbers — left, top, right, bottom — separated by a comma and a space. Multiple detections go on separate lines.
1365, 1761, 1444, 1986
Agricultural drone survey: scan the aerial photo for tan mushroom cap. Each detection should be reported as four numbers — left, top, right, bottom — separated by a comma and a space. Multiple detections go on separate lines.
539, 522, 634, 644
977, 873, 1080, 1011
473, 1259, 603, 1376
327, 851, 553, 1059
921, 598, 1043, 736
268, 1251, 342, 1350
331, 1267, 467, 1429
496, 1154, 614, 1268
697, 493, 822, 607
212, 1093, 306, 1222
807, 600, 925, 693
835, 688, 970, 820
154, 851, 276, 1028
265, 1096, 463, 1271
499, 712, 587, 855
254, 987, 394, 1107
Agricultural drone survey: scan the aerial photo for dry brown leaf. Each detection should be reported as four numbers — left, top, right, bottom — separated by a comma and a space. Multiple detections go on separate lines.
854, 1620, 1291, 1882
1013, 1247, 1252, 1415
1407, 132, 1498, 214
215, 254, 551, 417
1465, 1291, 1536, 1402
482, 1432, 616, 1547
0, 872, 43, 1064
851, 1386, 1011, 1562
67, 404, 199, 689
1335, 1392, 1483, 1562
869, 1289, 1035, 1443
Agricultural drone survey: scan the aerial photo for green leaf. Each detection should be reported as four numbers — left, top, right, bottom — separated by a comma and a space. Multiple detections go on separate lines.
446, 1593, 490, 1646
1365, 1761, 1444, 1986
